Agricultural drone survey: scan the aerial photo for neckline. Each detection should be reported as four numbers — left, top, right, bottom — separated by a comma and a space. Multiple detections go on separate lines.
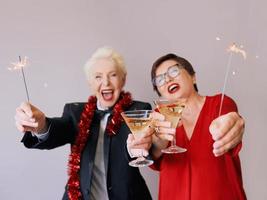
180, 96, 208, 143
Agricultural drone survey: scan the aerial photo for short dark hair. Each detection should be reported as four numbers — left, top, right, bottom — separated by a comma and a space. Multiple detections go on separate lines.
151, 53, 198, 96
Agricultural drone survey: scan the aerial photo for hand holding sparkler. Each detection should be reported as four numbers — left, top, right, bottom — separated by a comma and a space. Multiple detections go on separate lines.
10, 56, 48, 134
209, 42, 246, 157
209, 112, 245, 156
15, 102, 48, 134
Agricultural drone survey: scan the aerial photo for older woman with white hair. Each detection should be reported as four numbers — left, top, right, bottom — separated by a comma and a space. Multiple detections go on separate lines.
15, 47, 152, 200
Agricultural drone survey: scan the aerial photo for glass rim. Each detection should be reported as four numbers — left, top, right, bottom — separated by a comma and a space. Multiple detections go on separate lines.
121, 109, 153, 116
154, 98, 187, 105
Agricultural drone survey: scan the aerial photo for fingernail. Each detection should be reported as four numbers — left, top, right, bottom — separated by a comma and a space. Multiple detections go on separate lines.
213, 142, 221, 149
213, 149, 219, 157
212, 134, 220, 140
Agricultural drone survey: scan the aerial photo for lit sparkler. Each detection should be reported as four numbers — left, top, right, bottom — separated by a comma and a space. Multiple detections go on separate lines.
227, 43, 247, 59
9, 56, 30, 102
218, 43, 247, 116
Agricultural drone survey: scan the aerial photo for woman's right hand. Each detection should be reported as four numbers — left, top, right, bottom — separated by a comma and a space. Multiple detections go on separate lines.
151, 111, 176, 141
126, 122, 155, 158
150, 111, 176, 159
15, 102, 47, 133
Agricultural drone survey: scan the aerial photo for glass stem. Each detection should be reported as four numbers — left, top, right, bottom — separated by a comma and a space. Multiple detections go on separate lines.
171, 135, 176, 146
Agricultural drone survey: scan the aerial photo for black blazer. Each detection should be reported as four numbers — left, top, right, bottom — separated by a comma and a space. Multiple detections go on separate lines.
22, 100, 152, 200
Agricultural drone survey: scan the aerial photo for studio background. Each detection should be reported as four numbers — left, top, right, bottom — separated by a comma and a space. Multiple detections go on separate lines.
0, 0, 266, 199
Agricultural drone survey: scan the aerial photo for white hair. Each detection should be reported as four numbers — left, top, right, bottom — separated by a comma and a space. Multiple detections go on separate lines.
84, 46, 127, 81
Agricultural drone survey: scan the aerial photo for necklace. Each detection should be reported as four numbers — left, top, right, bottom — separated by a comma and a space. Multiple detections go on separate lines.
67, 91, 132, 200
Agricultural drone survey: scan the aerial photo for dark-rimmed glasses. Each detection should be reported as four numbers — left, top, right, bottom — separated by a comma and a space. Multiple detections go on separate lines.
153, 64, 182, 87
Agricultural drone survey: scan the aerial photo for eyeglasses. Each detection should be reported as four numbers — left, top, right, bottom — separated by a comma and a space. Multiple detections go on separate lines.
153, 64, 182, 87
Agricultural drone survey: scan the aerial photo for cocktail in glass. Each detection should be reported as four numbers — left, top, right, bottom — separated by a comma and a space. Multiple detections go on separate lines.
121, 110, 154, 167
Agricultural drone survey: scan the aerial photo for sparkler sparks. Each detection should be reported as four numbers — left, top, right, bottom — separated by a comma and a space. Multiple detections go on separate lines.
227, 43, 247, 60
9, 56, 30, 102
8, 56, 29, 71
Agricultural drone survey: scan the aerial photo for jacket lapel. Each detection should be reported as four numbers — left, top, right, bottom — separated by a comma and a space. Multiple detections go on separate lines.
79, 117, 100, 195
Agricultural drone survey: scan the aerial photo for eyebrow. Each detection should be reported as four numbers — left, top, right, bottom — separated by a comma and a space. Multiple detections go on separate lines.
169, 64, 180, 68
156, 64, 179, 75
93, 70, 118, 75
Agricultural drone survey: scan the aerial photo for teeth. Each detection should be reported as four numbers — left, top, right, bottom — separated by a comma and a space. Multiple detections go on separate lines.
169, 85, 177, 91
102, 89, 113, 94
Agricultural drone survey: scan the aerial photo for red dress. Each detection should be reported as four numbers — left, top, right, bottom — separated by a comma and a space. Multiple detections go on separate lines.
151, 94, 246, 200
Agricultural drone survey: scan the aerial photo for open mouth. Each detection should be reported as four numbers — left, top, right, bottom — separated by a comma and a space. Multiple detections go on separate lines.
101, 89, 114, 101
168, 83, 180, 94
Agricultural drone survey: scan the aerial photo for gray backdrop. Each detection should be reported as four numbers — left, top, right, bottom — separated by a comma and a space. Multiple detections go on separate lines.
0, 0, 266, 199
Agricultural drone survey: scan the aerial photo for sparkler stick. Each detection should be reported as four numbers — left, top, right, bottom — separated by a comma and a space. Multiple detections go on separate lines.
218, 43, 246, 116
19, 56, 30, 102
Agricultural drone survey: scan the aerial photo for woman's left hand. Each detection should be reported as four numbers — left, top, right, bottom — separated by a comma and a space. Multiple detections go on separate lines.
209, 112, 245, 156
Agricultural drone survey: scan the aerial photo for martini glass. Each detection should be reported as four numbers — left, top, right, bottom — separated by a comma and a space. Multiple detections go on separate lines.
154, 99, 187, 154
121, 110, 154, 167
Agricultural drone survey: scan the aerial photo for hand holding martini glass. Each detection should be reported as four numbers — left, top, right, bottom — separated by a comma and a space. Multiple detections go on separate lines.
154, 98, 187, 154
121, 110, 154, 167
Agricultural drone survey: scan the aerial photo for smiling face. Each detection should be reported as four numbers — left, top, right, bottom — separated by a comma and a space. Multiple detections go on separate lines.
88, 58, 126, 108
155, 59, 196, 101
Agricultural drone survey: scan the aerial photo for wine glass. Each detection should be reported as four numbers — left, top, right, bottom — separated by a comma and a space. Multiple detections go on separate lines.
154, 99, 187, 154
121, 110, 154, 167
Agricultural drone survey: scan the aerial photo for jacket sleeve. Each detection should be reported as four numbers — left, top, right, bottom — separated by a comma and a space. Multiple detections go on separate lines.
21, 104, 78, 150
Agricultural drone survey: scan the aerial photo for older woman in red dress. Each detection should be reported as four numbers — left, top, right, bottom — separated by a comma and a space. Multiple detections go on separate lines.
128, 53, 246, 200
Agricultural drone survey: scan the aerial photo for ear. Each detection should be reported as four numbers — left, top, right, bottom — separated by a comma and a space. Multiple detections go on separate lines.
121, 76, 126, 87
87, 78, 93, 91
192, 74, 196, 84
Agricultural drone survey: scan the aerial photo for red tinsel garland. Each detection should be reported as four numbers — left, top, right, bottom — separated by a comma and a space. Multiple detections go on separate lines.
67, 91, 132, 200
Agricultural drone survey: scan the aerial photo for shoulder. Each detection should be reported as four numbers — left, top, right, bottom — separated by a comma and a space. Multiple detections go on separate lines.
207, 94, 238, 112
128, 100, 152, 110
207, 94, 236, 105
64, 102, 86, 109
62, 102, 86, 115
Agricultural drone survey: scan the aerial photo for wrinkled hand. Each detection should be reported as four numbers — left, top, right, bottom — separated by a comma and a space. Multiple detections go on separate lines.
15, 102, 47, 133
209, 112, 245, 157
126, 126, 154, 157
151, 112, 176, 141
